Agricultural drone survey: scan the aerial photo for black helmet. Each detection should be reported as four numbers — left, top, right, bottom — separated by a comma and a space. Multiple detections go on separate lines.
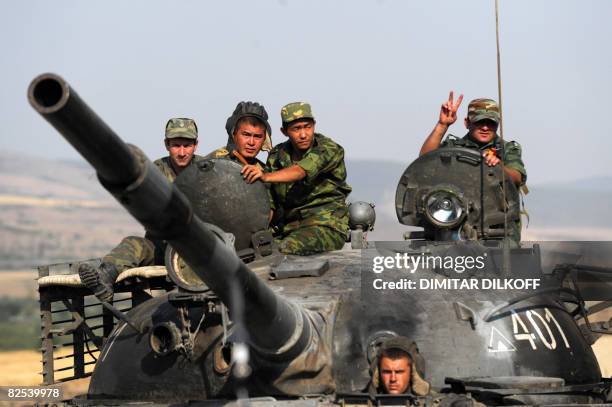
225, 101, 272, 151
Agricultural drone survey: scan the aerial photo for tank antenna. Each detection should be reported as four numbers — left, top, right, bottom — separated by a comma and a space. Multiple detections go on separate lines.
495, 0, 511, 273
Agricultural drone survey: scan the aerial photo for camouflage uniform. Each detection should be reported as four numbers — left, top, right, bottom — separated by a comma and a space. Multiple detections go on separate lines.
441, 99, 527, 241
152, 155, 205, 182
102, 118, 203, 272
267, 103, 352, 255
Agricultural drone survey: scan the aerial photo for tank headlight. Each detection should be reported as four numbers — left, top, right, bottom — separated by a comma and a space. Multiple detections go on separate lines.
424, 190, 465, 228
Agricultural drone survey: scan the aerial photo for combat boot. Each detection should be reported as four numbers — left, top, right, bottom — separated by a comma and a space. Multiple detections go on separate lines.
78, 262, 120, 302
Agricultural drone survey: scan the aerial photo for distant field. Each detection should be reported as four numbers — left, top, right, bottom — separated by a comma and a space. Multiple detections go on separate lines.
0, 348, 91, 407
0, 349, 45, 386
0, 271, 38, 299
0, 349, 90, 400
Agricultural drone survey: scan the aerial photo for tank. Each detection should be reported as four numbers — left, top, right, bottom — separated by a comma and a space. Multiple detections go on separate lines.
29, 73, 612, 406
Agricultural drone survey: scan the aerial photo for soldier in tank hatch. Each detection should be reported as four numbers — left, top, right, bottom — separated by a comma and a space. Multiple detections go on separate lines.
369, 336, 430, 395
420, 92, 526, 186
419, 92, 527, 241
78, 118, 203, 302
240, 102, 352, 255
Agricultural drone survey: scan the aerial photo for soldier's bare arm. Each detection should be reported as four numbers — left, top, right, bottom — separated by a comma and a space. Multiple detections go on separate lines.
420, 91, 463, 156
241, 164, 307, 184
261, 165, 306, 183
503, 167, 522, 185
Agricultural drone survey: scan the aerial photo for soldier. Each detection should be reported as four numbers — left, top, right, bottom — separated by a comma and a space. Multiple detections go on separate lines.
154, 117, 203, 181
369, 336, 430, 395
420, 92, 527, 241
241, 102, 352, 255
420, 92, 526, 186
78, 118, 203, 301
205, 101, 272, 168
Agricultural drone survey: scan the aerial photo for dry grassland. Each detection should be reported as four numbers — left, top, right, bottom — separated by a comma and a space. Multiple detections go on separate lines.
0, 350, 43, 386
0, 349, 90, 406
0, 348, 96, 385
0, 271, 38, 299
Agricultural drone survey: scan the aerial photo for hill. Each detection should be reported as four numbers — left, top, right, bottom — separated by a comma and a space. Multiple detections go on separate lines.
0, 152, 142, 268
0, 152, 610, 268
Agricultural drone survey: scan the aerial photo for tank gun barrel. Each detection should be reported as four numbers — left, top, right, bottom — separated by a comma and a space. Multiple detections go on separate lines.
28, 73, 310, 358
27, 73, 140, 186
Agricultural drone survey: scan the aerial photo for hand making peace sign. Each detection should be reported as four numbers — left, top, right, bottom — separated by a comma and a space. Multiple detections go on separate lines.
438, 91, 464, 126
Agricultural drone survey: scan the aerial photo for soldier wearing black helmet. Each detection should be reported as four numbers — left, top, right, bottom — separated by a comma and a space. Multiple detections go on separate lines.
205, 101, 272, 168
79, 118, 204, 302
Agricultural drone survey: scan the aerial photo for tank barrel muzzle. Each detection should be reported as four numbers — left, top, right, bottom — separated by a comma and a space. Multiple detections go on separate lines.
27, 73, 140, 186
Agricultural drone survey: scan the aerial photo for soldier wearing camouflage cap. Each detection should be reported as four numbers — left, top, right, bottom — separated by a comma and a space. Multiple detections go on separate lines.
419, 92, 527, 241
241, 102, 352, 255
420, 92, 526, 186
155, 117, 204, 179
79, 117, 204, 302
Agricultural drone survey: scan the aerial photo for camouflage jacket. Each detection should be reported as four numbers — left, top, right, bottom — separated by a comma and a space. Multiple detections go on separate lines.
204, 145, 264, 169
149, 154, 204, 259
266, 133, 352, 233
442, 134, 527, 185
153, 154, 205, 182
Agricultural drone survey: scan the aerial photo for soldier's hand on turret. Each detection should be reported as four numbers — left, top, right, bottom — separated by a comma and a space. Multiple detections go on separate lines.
241, 164, 264, 183
438, 91, 463, 126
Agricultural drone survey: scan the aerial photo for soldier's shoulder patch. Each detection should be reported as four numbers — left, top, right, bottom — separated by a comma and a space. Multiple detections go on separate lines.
442, 134, 461, 146
444, 134, 461, 142
214, 148, 229, 158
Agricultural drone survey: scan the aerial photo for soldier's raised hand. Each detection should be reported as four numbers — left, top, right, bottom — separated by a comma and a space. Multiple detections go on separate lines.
438, 91, 463, 126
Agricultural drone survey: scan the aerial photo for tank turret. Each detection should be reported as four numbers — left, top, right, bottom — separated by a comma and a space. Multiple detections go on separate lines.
395, 146, 520, 241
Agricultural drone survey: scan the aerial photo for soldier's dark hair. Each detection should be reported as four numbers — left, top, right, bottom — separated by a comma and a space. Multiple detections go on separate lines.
233, 116, 266, 134
381, 348, 412, 362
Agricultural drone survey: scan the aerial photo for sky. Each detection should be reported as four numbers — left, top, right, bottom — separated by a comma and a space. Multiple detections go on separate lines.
1, 0, 611, 185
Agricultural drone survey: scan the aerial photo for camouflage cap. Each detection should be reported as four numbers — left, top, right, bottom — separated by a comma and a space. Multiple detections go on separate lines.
281, 102, 315, 124
165, 118, 198, 140
467, 98, 500, 124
